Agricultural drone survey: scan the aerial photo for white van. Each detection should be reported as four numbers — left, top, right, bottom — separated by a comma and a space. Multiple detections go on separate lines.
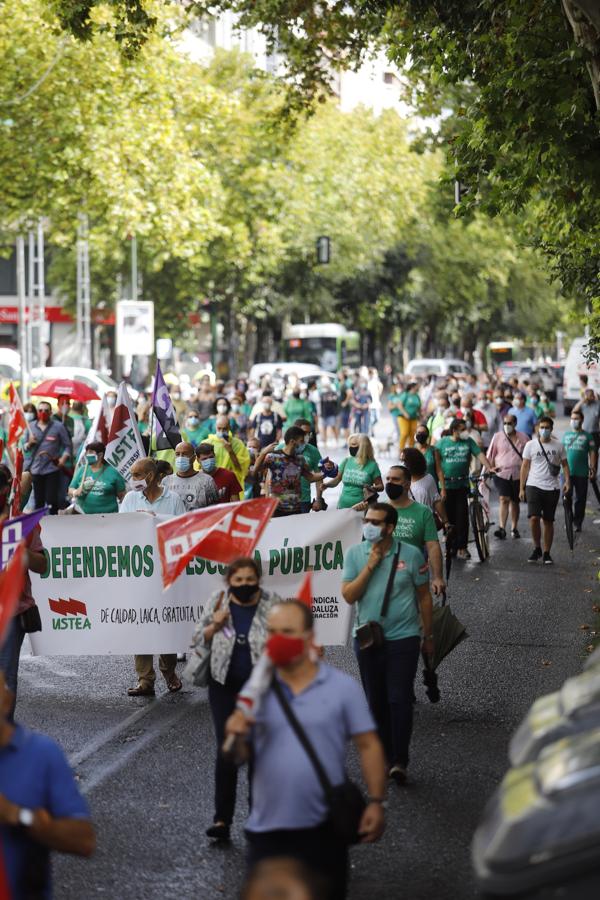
405, 358, 474, 378
562, 337, 600, 414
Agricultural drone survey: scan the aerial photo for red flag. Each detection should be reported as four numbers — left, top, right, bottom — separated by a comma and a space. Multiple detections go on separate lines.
297, 570, 313, 608
10, 449, 23, 518
157, 497, 278, 589
7, 383, 27, 448
0, 542, 26, 646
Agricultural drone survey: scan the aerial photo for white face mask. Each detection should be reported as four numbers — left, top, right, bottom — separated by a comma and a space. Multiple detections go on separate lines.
539, 428, 552, 441
458, 432, 469, 441
503, 424, 515, 435
571, 419, 582, 430
216, 404, 228, 414
131, 478, 147, 492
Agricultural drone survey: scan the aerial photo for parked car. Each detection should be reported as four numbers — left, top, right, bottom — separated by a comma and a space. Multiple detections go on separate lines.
405, 358, 474, 378
517, 363, 557, 399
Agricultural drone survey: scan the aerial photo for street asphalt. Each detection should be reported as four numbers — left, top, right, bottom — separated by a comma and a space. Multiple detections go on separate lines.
16, 415, 600, 900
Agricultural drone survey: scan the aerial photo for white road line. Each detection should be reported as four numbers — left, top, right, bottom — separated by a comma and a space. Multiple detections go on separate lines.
76, 694, 205, 795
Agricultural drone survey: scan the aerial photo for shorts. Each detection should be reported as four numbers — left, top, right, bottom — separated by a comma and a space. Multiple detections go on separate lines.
494, 475, 520, 503
322, 415, 337, 428
526, 485, 560, 522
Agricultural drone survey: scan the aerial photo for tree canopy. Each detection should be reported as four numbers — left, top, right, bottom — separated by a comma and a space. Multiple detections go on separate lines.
0, 0, 577, 373
48, 0, 600, 356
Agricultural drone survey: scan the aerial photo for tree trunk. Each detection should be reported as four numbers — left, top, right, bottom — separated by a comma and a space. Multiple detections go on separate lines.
563, 0, 600, 109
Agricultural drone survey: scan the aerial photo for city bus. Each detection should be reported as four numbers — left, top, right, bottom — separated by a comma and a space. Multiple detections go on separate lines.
283, 323, 360, 372
488, 341, 517, 367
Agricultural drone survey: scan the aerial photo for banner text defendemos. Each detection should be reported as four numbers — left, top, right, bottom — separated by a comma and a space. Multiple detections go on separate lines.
42, 544, 154, 579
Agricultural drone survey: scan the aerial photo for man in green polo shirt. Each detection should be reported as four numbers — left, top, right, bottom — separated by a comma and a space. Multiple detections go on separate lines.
384, 464, 445, 596
342, 502, 433, 785
563, 408, 597, 532
276, 418, 324, 513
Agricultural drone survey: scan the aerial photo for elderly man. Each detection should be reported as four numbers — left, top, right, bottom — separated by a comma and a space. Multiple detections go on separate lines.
119, 458, 186, 696
0, 670, 95, 897
163, 441, 218, 511
204, 414, 251, 499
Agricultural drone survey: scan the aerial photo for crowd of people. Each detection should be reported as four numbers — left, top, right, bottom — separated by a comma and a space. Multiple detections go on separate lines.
1, 361, 598, 898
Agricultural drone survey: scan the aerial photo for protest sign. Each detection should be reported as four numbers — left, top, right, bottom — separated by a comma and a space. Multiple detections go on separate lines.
29, 509, 362, 654
104, 383, 145, 481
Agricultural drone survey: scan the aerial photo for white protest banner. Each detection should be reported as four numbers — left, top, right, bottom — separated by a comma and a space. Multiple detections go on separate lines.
29, 509, 362, 655
104, 382, 145, 481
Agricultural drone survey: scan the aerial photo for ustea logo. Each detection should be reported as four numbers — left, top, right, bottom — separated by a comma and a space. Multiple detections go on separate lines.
49, 597, 91, 631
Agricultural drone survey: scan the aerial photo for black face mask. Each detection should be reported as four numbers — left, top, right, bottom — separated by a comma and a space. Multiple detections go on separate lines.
348, 446, 359, 457
229, 584, 259, 604
415, 432, 428, 445
385, 483, 404, 500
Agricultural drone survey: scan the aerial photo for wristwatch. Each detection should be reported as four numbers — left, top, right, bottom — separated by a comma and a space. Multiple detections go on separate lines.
18, 807, 34, 827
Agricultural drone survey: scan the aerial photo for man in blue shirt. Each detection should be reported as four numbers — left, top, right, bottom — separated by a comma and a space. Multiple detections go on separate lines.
508, 392, 538, 438
226, 601, 386, 900
0, 670, 95, 897
342, 502, 433, 785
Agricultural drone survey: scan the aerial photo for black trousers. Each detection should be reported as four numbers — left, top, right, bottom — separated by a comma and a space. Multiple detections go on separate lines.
571, 475, 589, 528
246, 822, 348, 900
355, 635, 421, 767
32, 471, 63, 515
208, 675, 252, 825
446, 486, 469, 550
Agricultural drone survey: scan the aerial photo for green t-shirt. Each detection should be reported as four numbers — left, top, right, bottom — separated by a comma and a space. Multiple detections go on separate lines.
181, 425, 206, 447
423, 446, 436, 479
343, 538, 429, 640
284, 397, 313, 423
535, 401, 556, 418
70, 464, 126, 513
436, 436, 480, 488
399, 391, 421, 420
563, 429, 594, 477
276, 440, 321, 503
388, 393, 402, 418
338, 456, 381, 508
393, 501, 438, 550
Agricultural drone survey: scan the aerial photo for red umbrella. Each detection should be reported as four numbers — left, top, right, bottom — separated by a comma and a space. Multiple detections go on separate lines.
30, 378, 100, 402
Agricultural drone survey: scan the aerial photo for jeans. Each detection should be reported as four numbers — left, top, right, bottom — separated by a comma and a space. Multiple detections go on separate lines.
32, 471, 63, 515
246, 822, 348, 900
209, 675, 253, 825
353, 412, 370, 434
446, 486, 469, 550
355, 635, 421, 767
0, 616, 25, 721
571, 475, 589, 528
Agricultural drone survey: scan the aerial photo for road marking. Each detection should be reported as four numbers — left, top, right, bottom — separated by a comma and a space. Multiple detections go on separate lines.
75, 694, 206, 795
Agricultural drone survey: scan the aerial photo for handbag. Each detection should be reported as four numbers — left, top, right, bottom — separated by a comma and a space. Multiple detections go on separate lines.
19, 605, 42, 633
356, 546, 401, 650
271, 677, 367, 845
182, 591, 226, 687
538, 439, 561, 478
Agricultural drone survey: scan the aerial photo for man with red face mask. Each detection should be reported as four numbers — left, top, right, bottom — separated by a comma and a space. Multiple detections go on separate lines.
24, 400, 72, 515
226, 601, 386, 900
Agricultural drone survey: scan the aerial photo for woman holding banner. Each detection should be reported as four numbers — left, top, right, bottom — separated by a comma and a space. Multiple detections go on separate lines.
68, 442, 126, 514
201, 558, 282, 843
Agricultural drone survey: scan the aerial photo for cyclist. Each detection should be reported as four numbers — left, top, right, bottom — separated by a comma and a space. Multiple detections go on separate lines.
435, 419, 494, 560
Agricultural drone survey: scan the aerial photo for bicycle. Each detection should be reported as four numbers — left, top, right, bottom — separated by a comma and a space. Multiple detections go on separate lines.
468, 472, 492, 562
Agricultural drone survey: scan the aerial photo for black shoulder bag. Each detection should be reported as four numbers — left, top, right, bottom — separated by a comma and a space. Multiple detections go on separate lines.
504, 433, 523, 460
355, 546, 400, 650
271, 677, 367, 845
538, 439, 561, 478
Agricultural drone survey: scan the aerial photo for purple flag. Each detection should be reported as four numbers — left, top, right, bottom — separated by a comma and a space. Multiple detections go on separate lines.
1, 506, 49, 569
151, 362, 181, 451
